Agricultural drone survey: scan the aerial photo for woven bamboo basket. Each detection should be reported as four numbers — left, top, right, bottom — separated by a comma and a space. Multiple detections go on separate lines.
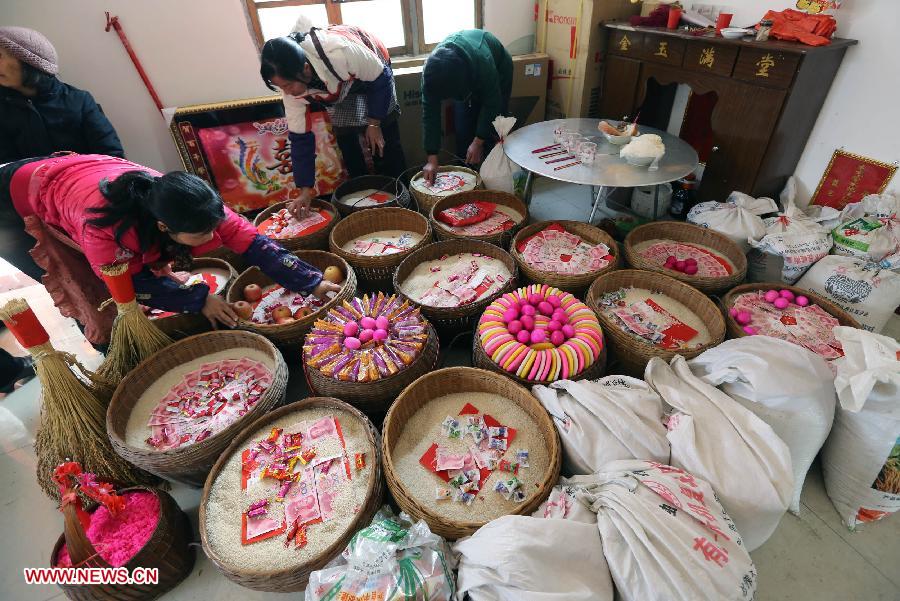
472, 323, 607, 387
510, 220, 621, 294
150, 258, 237, 340
51, 486, 195, 601
722, 282, 861, 340
382, 367, 560, 540
430, 189, 528, 247
306, 324, 440, 415
331, 175, 411, 217
623, 221, 747, 295
408, 166, 482, 216
586, 270, 725, 377
199, 397, 383, 592
106, 330, 288, 487
393, 240, 517, 334
226, 250, 357, 348
199, 246, 248, 274
328, 207, 432, 290
252, 199, 340, 252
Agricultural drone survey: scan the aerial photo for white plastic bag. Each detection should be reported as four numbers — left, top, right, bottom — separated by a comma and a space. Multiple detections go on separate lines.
687, 191, 778, 253
532, 376, 669, 476
454, 515, 614, 601
688, 336, 836, 514
821, 327, 900, 530
576, 459, 757, 601
480, 115, 524, 196
305, 506, 456, 601
748, 192, 834, 284
645, 356, 794, 551
796, 254, 900, 333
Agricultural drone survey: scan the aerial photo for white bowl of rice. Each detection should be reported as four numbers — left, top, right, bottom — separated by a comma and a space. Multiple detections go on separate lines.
620, 134, 666, 166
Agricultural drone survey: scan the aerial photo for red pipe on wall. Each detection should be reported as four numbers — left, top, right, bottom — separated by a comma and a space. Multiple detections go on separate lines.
104, 12, 164, 113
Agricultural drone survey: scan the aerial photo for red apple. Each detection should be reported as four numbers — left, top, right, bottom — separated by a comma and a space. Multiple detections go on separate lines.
293, 306, 313, 320
244, 283, 262, 302
322, 266, 344, 284
232, 301, 252, 320
271, 306, 293, 321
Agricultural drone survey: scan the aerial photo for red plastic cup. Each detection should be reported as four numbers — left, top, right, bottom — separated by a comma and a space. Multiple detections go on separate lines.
716, 12, 734, 33
667, 7, 683, 30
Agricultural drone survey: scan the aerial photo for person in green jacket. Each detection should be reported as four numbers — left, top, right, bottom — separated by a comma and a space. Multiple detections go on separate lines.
420, 29, 513, 184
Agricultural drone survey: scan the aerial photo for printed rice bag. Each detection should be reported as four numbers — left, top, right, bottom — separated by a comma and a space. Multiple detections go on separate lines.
437, 201, 496, 227
797, 254, 900, 333
688, 336, 836, 514
532, 376, 670, 476
645, 356, 794, 551
687, 191, 779, 253
575, 460, 758, 601
821, 327, 900, 530
304, 506, 456, 601
454, 515, 614, 601
831, 192, 900, 263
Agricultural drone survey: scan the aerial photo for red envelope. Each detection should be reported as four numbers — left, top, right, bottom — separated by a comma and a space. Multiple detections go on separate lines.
644, 299, 699, 348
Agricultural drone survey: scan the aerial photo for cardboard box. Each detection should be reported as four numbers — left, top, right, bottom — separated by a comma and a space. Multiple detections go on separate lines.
536, 0, 641, 119
393, 53, 549, 167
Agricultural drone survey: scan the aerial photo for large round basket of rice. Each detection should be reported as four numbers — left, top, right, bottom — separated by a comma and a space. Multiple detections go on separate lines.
107, 330, 288, 487
382, 367, 560, 540
200, 397, 383, 592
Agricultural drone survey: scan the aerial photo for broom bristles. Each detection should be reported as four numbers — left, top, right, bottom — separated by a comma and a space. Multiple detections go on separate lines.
95, 300, 173, 384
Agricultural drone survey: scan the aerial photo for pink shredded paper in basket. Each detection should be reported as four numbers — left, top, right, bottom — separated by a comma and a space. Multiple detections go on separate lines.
56, 491, 160, 568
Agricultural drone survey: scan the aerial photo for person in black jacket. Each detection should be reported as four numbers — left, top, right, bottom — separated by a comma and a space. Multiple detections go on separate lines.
0, 26, 124, 162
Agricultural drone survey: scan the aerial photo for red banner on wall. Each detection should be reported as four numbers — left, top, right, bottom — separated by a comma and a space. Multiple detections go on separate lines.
810, 149, 897, 210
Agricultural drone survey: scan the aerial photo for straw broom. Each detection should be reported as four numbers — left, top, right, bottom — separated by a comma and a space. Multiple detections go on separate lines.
0, 298, 160, 500
94, 262, 173, 387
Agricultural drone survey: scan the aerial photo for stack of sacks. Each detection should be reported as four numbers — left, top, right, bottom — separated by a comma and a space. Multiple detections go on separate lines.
687, 191, 778, 253
821, 327, 900, 530
748, 192, 835, 284
454, 513, 614, 601
558, 460, 758, 601
688, 336, 836, 514
645, 357, 794, 551
532, 376, 670, 476
831, 193, 900, 263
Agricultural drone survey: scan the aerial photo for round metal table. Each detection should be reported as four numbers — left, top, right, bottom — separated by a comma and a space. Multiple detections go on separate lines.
504, 118, 699, 222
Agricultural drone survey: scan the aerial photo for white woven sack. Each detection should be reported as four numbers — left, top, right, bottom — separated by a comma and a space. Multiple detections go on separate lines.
687, 191, 778, 253
479, 115, 523, 195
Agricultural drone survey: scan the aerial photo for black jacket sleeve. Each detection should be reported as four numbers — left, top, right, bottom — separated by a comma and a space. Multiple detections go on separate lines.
133, 268, 209, 313
80, 92, 125, 158
242, 234, 323, 295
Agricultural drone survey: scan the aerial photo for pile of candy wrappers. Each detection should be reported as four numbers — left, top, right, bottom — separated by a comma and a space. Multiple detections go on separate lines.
257, 207, 330, 240
146, 359, 272, 450
598, 289, 700, 351
417, 254, 507, 308
517, 223, 613, 275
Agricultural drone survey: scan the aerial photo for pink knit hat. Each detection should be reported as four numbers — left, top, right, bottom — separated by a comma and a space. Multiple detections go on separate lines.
0, 26, 58, 75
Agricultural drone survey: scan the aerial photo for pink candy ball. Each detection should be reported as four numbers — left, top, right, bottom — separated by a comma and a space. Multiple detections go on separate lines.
516, 330, 531, 344
537, 301, 554, 316
773, 297, 790, 310
729, 308, 739, 318
685, 258, 698, 266
547, 295, 562, 308
520, 315, 535, 331
735, 311, 752, 325
358, 329, 374, 343
528, 293, 543, 306
547, 320, 562, 332
502, 308, 519, 323
530, 329, 547, 344
675, 260, 686, 271
375, 316, 389, 330
743, 326, 757, 335
779, 289, 795, 301
684, 264, 698, 276
764, 290, 780, 303
561, 324, 576, 339
372, 328, 388, 342
795, 295, 810, 307
552, 310, 568, 324
666, 255, 677, 264
343, 321, 359, 337
521, 304, 536, 317
360, 316, 376, 330
550, 330, 566, 346
343, 336, 361, 350
508, 320, 523, 335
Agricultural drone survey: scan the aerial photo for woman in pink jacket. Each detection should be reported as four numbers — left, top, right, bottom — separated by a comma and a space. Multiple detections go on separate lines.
0, 153, 340, 329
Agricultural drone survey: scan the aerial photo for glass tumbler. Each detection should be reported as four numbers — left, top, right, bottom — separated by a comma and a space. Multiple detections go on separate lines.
579, 141, 597, 164
554, 126, 570, 144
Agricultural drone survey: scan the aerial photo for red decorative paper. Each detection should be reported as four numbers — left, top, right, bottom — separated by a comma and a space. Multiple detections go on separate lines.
811, 150, 897, 210
197, 114, 348, 213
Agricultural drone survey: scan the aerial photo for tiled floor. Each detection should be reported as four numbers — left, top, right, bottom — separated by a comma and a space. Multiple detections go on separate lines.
1, 184, 898, 600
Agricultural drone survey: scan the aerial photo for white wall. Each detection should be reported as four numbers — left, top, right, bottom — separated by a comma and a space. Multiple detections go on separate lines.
691, 0, 899, 202
3, 0, 897, 202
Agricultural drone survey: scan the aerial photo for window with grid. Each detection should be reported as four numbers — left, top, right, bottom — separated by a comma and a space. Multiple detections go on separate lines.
245, 0, 482, 57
